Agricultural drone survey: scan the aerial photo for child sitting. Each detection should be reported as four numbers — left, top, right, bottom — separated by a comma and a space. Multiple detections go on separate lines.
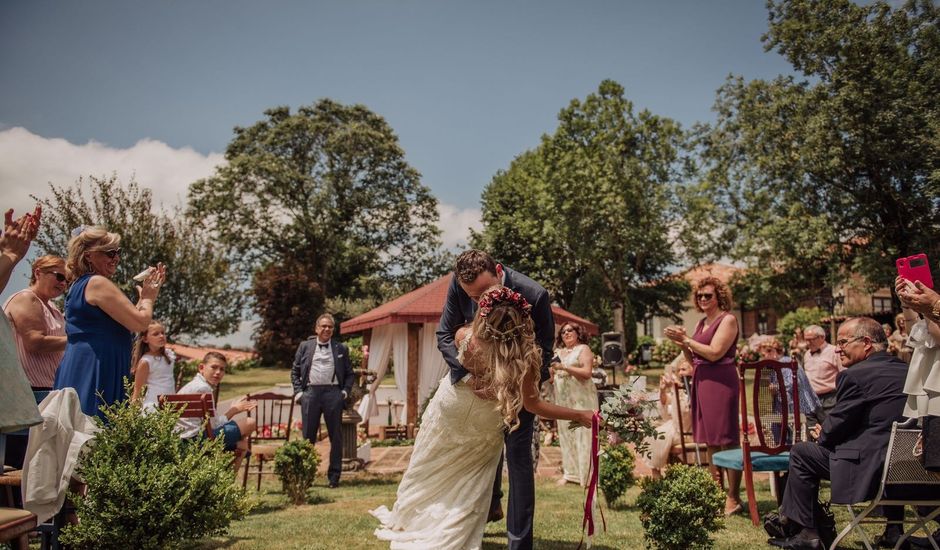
131, 320, 177, 412
176, 351, 257, 471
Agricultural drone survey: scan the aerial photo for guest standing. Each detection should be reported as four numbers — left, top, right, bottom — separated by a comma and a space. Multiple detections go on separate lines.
888, 312, 913, 363
130, 320, 177, 411
53, 226, 166, 418
664, 276, 742, 516
551, 322, 599, 486
3, 254, 67, 390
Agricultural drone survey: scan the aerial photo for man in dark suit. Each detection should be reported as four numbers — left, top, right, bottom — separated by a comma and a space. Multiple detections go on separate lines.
769, 317, 908, 550
291, 313, 354, 488
437, 250, 555, 550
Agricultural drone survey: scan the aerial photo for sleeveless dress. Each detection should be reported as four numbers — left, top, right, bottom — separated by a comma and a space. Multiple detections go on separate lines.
139, 351, 177, 412
553, 344, 598, 485
690, 312, 739, 446
372, 334, 505, 549
3, 288, 66, 388
54, 274, 133, 418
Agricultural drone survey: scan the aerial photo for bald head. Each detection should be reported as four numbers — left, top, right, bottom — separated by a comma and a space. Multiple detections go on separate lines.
836, 317, 887, 367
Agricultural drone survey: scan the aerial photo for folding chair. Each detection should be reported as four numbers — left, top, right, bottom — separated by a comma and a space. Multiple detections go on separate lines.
241, 392, 294, 490
713, 360, 802, 526
159, 394, 214, 439
831, 420, 940, 550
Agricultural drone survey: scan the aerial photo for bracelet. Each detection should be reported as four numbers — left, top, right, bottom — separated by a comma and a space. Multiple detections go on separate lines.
931, 299, 940, 320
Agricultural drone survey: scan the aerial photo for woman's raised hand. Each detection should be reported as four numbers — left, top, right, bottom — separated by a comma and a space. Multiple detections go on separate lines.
663, 325, 687, 344
137, 262, 166, 301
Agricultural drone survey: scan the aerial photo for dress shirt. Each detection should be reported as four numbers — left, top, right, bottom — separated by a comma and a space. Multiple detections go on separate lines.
308, 340, 336, 385
175, 373, 228, 439
803, 342, 844, 395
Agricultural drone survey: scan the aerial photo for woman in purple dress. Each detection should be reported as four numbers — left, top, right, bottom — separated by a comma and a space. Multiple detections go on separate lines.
664, 276, 742, 516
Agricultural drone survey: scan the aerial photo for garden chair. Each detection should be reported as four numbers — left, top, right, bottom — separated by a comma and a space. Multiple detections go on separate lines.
241, 392, 295, 490
712, 360, 801, 526
0, 507, 36, 550
831, 420, 940, 550
159, 393, 215, 439
670, 377, 707, 466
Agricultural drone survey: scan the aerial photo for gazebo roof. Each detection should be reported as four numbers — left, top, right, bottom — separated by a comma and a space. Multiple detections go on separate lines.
340, 274, 599, 336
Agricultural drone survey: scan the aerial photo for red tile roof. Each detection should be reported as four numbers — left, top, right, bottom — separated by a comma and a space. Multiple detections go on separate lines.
340, 274, 599, 336
166, 343, 257, 365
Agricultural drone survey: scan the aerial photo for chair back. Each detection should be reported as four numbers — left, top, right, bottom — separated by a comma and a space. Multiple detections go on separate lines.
158, 394, 215, 439
672, 377, 701, 465
738, 360, 802, 456
246, 392, 295, 444
882, 422, 940, 487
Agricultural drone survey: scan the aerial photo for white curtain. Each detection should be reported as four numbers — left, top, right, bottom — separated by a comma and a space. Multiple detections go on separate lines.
391, 324, 409, 424
357, 324, 393, 420
418, 323, 448, 414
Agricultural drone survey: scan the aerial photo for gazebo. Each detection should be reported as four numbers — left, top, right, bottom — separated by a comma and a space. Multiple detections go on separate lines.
340, 274, 599, 433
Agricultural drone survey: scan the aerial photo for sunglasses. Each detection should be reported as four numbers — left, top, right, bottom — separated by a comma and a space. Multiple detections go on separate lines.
97, 248, 122, 259
695, 293, 714, 301
560, 328, 576, 335
46, 271, 67, 283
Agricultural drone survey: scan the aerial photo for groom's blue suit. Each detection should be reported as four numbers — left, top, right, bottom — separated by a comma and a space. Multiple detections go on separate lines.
437, 266, 555, 550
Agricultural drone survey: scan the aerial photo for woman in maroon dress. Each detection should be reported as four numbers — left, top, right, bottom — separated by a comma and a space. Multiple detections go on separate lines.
664, 276, 742, 516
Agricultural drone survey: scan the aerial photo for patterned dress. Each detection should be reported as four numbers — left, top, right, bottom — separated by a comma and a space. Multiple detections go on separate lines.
553, 344, 599, 485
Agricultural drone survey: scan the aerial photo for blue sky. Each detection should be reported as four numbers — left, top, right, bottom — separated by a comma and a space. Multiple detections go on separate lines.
0, 1, 796, 343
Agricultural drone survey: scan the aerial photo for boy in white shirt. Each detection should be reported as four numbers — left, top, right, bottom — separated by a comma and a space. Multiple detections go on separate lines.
176, 351, 256, 471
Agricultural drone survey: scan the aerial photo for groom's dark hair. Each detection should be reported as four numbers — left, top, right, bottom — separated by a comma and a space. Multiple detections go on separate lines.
454, 249, 498, 283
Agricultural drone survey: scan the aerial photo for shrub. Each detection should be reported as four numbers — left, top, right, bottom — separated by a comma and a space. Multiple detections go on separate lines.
274, 439, 320, 505
636, 464, 724, 550
777, 307, 826, 346
651, 339, 682, 366
599, 443, 636, 506
60, 394, 250, 550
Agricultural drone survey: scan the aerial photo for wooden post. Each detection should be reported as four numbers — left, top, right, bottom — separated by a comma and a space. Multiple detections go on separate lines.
406, 323, 420, 438
360, 329, 372, 434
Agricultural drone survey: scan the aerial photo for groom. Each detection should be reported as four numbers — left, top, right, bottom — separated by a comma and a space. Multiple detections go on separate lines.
437, 249, 555, 550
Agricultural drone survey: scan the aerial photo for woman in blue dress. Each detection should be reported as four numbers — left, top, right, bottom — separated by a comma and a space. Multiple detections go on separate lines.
54, 226, 165, 418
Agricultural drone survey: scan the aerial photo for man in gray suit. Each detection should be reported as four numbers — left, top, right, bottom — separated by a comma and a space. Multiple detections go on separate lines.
291, 313, 354, 488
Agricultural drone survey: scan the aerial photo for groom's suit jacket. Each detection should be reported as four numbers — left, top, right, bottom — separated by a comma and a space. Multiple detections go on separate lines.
436, 266, 555, 385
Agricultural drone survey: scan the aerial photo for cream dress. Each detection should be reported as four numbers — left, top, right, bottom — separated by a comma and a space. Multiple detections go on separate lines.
372, 334, 505, 549
902, 319, 940, 418
554, 344, 599, 485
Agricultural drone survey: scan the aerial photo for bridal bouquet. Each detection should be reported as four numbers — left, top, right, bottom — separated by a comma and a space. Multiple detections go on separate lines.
571, 383, 661, 458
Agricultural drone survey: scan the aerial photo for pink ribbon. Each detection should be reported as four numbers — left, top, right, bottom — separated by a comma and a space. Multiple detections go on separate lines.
578, 411, 606, 549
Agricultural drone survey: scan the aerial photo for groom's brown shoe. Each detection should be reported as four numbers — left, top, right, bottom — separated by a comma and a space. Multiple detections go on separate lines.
487, 503, 504, 523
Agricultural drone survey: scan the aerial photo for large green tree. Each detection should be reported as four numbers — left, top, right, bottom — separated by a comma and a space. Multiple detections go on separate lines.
33, 175, 244, 340
701, 0, 940, 307
477, 80, 695, 350
188, 100, 447, 361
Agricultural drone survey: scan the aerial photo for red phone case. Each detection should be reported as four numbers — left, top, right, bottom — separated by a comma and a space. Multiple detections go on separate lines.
897, 253, 934, 289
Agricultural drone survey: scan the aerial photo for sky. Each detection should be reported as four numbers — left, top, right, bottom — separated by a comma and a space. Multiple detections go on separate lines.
0, 1, 797, 345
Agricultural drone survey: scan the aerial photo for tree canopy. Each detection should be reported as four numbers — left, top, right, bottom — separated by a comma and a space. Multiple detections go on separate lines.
33, 175, 244, 340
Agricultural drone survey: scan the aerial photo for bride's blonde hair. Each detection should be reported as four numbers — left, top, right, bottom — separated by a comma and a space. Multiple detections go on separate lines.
465, 285, 542, 432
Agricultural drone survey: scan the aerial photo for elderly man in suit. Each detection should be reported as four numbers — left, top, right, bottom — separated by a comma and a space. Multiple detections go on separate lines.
291, 313, 354, 488
437, 249, 555, 550
768, 317, 908, 550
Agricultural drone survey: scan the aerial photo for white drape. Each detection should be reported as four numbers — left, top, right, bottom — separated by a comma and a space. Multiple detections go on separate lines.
418, 323, 448, 414
357, 324, 393, 420
391, 324, 409, 423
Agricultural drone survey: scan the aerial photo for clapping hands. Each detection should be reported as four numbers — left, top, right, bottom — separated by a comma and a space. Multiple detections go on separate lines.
1, 206, 41, 261
136, 262, 167, 301
896, 276, 940, 318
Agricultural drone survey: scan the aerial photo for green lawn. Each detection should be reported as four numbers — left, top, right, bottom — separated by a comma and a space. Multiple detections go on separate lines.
195, 474, 890, 550
218, 367, 292, 402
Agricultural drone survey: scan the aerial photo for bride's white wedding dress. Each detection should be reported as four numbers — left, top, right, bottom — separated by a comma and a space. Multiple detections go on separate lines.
371, 336, 505, 549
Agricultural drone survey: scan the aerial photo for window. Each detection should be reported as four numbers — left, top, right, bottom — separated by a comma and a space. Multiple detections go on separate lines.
872, 297, 892, 314
757, 312, 769, 335
643, 316, 654, 336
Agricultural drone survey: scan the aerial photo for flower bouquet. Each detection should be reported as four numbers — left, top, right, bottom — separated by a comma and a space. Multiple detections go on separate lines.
571, 383, 661, 458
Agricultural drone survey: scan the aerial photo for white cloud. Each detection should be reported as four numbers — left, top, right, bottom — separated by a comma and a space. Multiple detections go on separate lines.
437, 202, 481, 249
0, 126, 225, 215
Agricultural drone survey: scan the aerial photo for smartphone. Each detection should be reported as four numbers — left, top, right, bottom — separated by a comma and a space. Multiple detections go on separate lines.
897, 254, 934, 289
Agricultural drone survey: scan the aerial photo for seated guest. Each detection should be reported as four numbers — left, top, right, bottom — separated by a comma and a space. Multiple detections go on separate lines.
176, 352, 257, 471
801, 325, 844, 427
768, 317, 908, 550
642, 355, 693, 478
757, 337, 822, 424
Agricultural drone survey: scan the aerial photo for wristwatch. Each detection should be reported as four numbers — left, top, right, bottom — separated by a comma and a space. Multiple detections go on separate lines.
931, 299, 940, 321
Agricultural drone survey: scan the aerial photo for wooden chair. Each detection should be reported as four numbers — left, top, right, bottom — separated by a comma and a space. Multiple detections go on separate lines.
0, 507, 36, 550
159, 393, 214, 439
241, 392, 294, 490
831, 420, 940, 550
669, 377, 708, 466
712, 360, 802, 526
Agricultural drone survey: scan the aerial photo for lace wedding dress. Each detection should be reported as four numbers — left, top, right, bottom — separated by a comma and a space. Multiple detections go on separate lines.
372, 335, 505, 549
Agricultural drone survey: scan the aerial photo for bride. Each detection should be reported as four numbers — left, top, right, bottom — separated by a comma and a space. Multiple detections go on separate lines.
371, 286, 596, 549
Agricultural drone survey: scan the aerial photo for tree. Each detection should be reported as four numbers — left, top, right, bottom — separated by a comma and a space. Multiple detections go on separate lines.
701, 0, 940, 306
251, 258, 325, 368
188, 100, 446, 301
33, 175, 244, 340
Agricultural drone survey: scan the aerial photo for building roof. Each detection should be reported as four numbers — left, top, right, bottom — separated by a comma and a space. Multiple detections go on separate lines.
340, 274, 600, 336
167, 343, 257, 365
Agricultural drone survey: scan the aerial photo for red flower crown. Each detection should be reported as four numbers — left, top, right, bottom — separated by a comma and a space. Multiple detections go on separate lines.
478, 286, 532, 318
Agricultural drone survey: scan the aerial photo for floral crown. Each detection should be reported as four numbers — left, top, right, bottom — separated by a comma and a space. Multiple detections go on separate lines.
478, 286, 532, 318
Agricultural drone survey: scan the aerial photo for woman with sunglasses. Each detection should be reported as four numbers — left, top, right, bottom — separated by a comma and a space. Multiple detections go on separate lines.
3, 255, 68, 390
550, 322, 599, 486
54, 226, 166, 418
664, 276, 743, 516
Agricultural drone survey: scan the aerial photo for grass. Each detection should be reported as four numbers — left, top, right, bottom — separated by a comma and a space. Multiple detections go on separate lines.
194, 472, 894, 550
218, 367, 292, 402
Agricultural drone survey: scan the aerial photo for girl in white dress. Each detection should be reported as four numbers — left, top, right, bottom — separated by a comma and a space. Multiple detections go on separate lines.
372, 286, 595, 550
131, 320, 177, 412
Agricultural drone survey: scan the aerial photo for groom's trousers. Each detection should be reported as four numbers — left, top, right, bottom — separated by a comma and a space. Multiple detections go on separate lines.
492, 406, 536, 550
